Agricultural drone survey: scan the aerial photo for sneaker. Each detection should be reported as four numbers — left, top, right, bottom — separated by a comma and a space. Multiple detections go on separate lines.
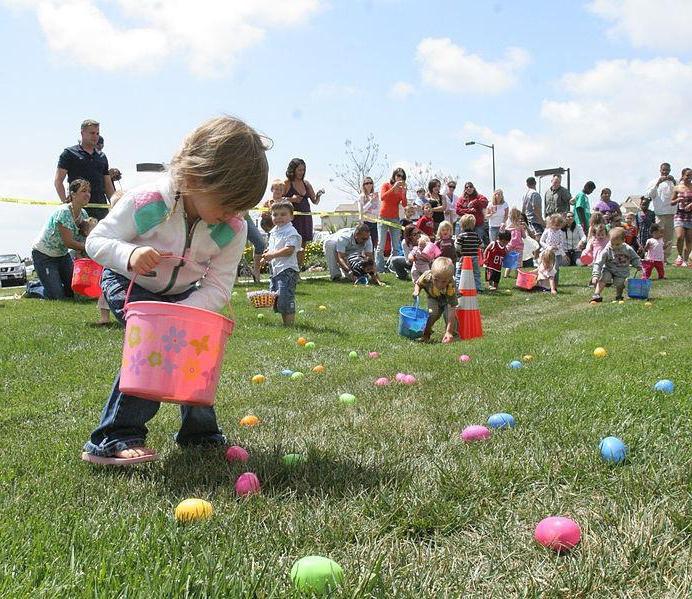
674, 256, 684, 266
590, 294, 602, 303
683, 262, 689, 268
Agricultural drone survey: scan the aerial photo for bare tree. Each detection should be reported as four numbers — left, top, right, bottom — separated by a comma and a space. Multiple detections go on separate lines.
329, 134, 388, 198
410, 160, 460, 192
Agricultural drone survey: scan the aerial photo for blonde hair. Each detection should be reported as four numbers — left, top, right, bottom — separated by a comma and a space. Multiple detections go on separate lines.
431, 256, 454, 278
437, 220, 453, 237
609, 226, 625, 242
460, 214, 476, 231
588, 212, 605, 237
593, 224, 607, 239
493, 189, 504, 204
539, 249, 556, 270
547, 213, 564, 228
270, 178, 284, 193
508, 207, 522, 227
418, 234, 431, 247
170, 116, 270, 212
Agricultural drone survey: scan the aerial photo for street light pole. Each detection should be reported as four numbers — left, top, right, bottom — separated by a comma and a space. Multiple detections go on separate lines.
465, 141, 496, 191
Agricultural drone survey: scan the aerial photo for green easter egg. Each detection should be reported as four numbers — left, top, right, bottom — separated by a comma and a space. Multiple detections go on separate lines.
257, 313, 264, 320
339, 393, 356, 404
282, 453, 306, 466
290, 555, 344, 594
305, 341, 316, 349
291, 372, 304, 380
348, 351, 358, 360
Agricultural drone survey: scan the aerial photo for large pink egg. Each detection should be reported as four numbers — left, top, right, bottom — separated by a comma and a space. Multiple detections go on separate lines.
235, 472, 261, 496
368, 351, 380, 359
374, 377, 390, 387
460, 425, 492, 442
395, 373, 406, 382
534, 516, 581, 552
225, 445, 249, 463
458, 354, 471, 363
402, 375, 417, 385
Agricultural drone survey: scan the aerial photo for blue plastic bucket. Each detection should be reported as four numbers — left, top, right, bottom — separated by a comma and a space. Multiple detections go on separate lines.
398, 305, 428, 339
627, 278, 651, 299
502, 251, 520, 269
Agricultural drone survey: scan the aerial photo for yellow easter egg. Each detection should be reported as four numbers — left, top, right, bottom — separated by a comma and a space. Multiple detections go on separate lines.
251, 374, 266, 384
312, 364, 325, 374
522, 355, 534, 362
318, 305, 327, 311
174, 498, 213, 523
593, 347, 608, 358
240, 415, 260, 427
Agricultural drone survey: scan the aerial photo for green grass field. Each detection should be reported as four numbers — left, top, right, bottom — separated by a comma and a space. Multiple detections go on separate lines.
0, 267, 690, 597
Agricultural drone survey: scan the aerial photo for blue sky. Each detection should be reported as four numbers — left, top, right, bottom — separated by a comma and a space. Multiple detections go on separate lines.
1, 0, 690, 256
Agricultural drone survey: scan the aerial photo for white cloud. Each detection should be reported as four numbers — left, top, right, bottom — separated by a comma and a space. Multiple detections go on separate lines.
388, 81, 414, 100
588, 0, 692, 52
3, 0, 322, 76
457, 57, 691, 205
415, 38, 530, 94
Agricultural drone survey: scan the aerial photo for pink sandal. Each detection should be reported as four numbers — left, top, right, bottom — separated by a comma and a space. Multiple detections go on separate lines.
81, 449, 158, 466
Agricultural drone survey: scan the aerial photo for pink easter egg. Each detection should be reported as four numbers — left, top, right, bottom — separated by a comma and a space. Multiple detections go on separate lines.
460, 425, 492, 442
225, 445, 249, 464
534, 516, 582, 552
395, 373, 406, 382
458, 354, 471, 363
402, 375, 417, 385
368, 351, 380, 359
235, 472, 261, 496
374, 377, 390, 387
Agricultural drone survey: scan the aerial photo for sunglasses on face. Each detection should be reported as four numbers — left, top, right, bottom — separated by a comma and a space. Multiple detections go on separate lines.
465, 184, 474, 189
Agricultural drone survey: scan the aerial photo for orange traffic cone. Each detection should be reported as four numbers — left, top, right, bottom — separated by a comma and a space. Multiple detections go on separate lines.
456, 256, 483, 339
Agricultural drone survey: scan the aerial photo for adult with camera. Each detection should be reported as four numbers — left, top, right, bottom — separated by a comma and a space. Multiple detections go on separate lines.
376, 167, 408, 272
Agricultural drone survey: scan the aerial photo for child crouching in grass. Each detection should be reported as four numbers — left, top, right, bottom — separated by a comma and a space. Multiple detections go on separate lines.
413, 257, 457, 344
347, 254, 385, 286
261, 201, 301, 325
590, 227, 642, 303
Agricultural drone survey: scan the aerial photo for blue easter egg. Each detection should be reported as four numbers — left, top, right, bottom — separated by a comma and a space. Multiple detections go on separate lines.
599, 436, 628, 464
653, 379, 674, 394
509, 360, 522, 369
488, 413, 516, 429
281, 369, 294, 377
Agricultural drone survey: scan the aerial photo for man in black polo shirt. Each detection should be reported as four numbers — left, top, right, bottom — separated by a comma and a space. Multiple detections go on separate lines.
55, 119, 115, 220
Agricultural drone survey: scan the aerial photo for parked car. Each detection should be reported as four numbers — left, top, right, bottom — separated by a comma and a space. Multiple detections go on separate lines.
0, 253, 27, 286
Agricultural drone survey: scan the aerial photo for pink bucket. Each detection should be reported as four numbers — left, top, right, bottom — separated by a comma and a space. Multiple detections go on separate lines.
516, 268, 537, 290
72, 258, 103, 298
119, 258, 234, 406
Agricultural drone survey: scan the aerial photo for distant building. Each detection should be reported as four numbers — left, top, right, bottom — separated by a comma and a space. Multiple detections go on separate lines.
318, 201, 360, 232
621, 195, 643, 214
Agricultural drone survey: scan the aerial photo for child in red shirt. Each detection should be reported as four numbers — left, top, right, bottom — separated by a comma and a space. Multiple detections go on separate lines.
484, 229, 511, 290
623, 212, 640, 253
416, 203, 435, 239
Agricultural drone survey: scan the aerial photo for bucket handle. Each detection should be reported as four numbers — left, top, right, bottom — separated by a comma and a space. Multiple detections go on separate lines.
124, 254, 233, 315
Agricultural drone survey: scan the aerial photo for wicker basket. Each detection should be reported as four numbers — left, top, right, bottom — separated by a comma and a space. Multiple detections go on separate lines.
247, 290, 278, 308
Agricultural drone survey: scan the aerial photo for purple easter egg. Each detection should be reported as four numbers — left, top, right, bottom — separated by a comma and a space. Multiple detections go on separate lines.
235, 472, 261, 496
460, 425, 492, 442
374, 377, 390, 387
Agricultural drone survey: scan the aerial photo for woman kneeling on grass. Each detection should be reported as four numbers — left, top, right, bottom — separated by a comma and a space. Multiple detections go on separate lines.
29, 179, 90, 300
413, 257, 457, 344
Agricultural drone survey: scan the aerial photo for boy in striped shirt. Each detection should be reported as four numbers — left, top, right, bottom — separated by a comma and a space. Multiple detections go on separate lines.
454, 214, 482, 292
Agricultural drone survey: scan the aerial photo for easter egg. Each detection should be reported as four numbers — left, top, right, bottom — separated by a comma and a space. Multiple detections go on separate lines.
458, 354, 471, 363
174, 498, 213, 523
487, 413, 515, 429
298, 309, 305, 314
231, 291, 238, 297
304, 341, 316, 349
251, 374, 266, 384
257, 313, 265, 320
225, 445, 249, 463
522, 354, 534, 362
318, 305, 327, 311
374, 377, 390, 387
599, 436, 628, 464
653, 379, 675, 394
618, 300, 625, 305
348, 351, 358, 360
235, 472, 261, 496
339, 393, 356, 404
282, 453, 306, 466
368, 351, 380, 359
534, 516, 581, 552
297, 337, 307, 346
240, 415, 260, 427
395, 373, 406, 382
644, 301, 652, 307
460, 425, 492, 442
281, 369, 294, 377
290, 555, 344, 594
593, 347, 607, 358
508, 360, 522, 369
312, 364, 325, 373
659, 351, 667, 356
291, 371, 304, 381
402, 375, 417, 385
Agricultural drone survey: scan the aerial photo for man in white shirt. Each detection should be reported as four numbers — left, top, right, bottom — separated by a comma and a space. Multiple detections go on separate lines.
646, 162, 676, 263
323, 224, 374, 281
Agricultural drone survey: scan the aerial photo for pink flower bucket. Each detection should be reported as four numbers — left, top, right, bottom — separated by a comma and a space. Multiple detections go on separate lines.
119, 259, 234, 406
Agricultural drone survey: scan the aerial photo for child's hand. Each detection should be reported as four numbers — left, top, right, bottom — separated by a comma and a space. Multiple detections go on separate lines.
441, 332, 453, 344
261, 250, 272, 261
128, 247, 170, 275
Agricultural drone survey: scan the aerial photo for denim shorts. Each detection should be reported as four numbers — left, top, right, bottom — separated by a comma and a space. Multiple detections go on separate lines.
269, 268, 298, 314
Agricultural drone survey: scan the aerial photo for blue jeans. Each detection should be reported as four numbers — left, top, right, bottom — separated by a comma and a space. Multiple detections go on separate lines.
489, 226, 501, 242
245, 216, 266, 255
31, 249, 74, 299
83, 269, 225, 457
365, 220, 378, 249
475, 225, 487, 248
270, 268, 298, 314
375, 218, 402, 272
455, 256, 481, 291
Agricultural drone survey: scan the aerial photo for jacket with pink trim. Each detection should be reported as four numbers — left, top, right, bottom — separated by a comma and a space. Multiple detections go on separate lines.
85, 175, 246, 313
